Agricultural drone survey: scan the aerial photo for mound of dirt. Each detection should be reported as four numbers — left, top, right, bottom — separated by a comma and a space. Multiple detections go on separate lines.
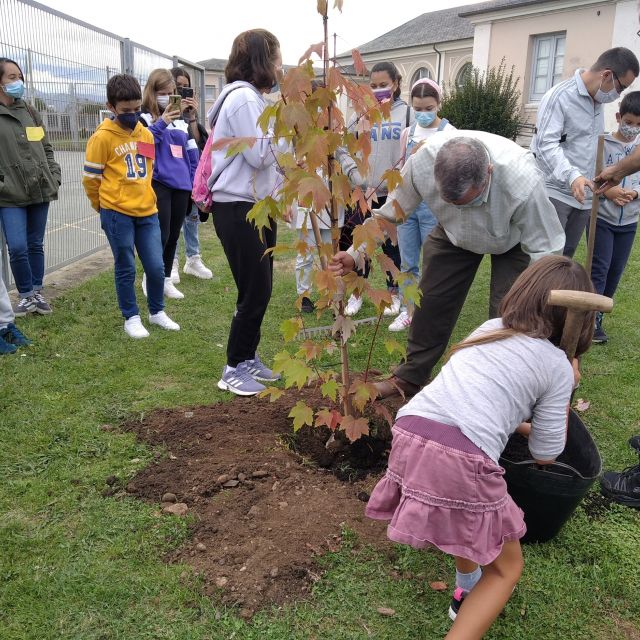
123, 389, 398, 616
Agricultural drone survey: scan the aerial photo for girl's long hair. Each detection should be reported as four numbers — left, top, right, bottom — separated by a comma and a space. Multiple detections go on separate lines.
371, 61, 402, 101
225, 29, 280, 91
142, 68, 175, 121
448, 256, 596, 358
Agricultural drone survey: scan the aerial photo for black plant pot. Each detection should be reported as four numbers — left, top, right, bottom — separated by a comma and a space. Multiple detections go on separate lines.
499, 410, 602, 544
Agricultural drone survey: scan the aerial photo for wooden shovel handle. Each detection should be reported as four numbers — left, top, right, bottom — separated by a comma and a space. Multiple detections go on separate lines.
548, 290, 614, 313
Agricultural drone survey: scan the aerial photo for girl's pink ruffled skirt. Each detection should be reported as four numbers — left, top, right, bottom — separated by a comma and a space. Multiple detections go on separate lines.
366, 415, 526, 566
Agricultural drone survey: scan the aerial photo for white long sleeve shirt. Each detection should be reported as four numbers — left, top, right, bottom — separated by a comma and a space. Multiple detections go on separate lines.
530, 69, 604, 210
348, 130, 564, 266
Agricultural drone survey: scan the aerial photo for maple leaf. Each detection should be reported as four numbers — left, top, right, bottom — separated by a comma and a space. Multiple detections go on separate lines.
281, 66, 313, 102
366, 286, 392, 314
320, 379, 340, 402
259, 387, 285, 402
381, 169, 403, 193
340, 415, 370, 442
373, 403, 394, 428
327, 67, 347, 94
376, 252, 400, 279
350, 381, 379, 412
332, 314, 356, 344
210, 136, 257, 158
378, 217, 398, 245
315, 408, 342, 431
317, 0, 328, 15
298, 176, 332, 211
331, 173, 351, 204
257, 103, 280, 134
289, 401, 314, 432
352, 220, 384, 255
298, 42, 324, 65
402, 282, 422, 308
384, 338, 407, 360
280, 317, 303, 342
247, 197, 279, 241
351, 186, 370, 215
298, 340, 324, 361
351, 49, 369, 76
314, 269, 338, 295
334, 0, 343, 11
284, 359, 315, 389
282, 102, 313, 134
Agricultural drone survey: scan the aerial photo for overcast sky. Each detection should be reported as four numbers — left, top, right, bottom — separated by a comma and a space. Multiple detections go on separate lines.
44, 0, 486, 65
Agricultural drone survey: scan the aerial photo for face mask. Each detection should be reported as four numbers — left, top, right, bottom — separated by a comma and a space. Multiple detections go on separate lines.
372, 87, 393, 103
116, 111, 141, 130
157, 95, 170, 109
3, 79, 24, 99
619, 122, 640, 141
415, 111, 436, 128
594, 75, 620, 104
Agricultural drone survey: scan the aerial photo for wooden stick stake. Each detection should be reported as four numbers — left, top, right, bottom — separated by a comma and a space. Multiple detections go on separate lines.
585, 134, 605, 276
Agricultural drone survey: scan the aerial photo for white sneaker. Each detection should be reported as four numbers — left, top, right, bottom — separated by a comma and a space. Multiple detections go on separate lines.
171, 258, 180, 284
345, 294, 362, 317
149, 310, 180, 331
183, 255, 213, 279
389, 310, 411, 332
141, 273, 147, 298
164, 277, 184, 299
124, 315, 150, 339
383, 294, 402, 317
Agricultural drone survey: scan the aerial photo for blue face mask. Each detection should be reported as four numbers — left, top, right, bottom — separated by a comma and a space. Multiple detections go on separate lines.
415, 111, 436, 128
3, 79, 24, 99
116, 111, 141, 130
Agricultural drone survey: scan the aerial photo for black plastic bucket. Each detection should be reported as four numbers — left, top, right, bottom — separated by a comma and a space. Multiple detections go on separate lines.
499, 410, 602, 543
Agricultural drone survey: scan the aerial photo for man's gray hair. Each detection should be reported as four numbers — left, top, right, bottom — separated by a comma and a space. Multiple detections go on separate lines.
434, 137, 490, 202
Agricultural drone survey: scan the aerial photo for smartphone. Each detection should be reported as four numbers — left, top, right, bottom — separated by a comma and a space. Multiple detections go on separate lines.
178, 87, 193, 99
169, 94, 182, 111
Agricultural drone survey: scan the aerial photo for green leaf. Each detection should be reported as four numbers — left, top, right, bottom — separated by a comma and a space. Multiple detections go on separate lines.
259, 387, 285, 402
257, 102, 280, 134
280, 317, 303, 342
289, 400, 314, 432
384, 338, 407, 360
320, 379, 340, 402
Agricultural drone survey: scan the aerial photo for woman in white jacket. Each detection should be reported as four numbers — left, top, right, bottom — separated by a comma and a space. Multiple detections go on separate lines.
208, 29, 287, 397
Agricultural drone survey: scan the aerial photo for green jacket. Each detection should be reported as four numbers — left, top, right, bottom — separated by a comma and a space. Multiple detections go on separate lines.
0, 99, 61, 207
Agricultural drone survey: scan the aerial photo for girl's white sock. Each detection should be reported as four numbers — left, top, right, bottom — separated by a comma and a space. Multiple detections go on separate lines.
455, 566, 482, 592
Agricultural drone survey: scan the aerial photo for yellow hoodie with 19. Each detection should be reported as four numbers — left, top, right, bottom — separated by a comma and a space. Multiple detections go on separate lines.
82, 118, 157, 217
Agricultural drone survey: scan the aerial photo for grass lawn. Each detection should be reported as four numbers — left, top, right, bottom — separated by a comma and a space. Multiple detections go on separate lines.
1, 223, 639, 639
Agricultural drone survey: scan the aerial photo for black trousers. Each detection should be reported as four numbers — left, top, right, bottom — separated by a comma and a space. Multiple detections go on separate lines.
153, 180, 191, 277
395, 224, 530, 387
339, 196, 402, 289
213, 201, 276, 367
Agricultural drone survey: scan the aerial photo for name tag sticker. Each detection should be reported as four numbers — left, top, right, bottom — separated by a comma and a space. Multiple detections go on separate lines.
170, 144, 183, 159
137, 141, 155, 159
26, 126, 45, 142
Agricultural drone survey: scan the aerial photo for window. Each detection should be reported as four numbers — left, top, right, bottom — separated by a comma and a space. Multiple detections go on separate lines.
530, 32, 566, 102
410, 67, 432, 86
205, 84, 216, 101
455, 62, 472, 89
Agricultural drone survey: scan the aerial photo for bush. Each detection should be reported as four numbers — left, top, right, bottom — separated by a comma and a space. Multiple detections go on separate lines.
440, 59, 521, 140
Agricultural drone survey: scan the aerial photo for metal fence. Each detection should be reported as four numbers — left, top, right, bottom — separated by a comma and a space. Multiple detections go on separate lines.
0, 0, 205, 289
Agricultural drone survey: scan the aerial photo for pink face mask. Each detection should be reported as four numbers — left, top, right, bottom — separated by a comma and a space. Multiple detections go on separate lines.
372, 87, 393, 103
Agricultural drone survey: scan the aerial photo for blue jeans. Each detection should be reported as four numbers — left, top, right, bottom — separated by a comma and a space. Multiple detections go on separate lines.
588, 218, 637, 298
397, 201, 437, 307
181, 204, 201, 258
0, 202, 49, 297
100, 209, 165, 319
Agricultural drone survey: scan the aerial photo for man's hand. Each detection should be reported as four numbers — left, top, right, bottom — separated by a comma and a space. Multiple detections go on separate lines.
329, 251, 356, 276
571, 175, 594, 204
595, 164, 625, 193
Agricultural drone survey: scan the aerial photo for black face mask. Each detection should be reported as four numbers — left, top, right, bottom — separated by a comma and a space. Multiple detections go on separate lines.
116, 111, 141, 129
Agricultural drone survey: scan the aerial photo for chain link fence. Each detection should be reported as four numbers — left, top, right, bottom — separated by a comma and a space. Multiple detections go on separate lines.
0, 0, 205, 289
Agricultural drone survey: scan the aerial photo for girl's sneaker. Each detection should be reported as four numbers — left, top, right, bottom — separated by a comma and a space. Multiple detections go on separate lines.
171, 258, 180, 284
383, 293, 401, 317
124, 315, 150, 339
149, 311, 180, 331
217, 362, 266, 396
33, 290, 52, 314
244, 354, 281, 382
164, 277, 184, 299
14, 296, 37, 317
448, 587, 467, 621
184, 255, 213, 279
388, 310, 411, 332
345, 294, 362, 317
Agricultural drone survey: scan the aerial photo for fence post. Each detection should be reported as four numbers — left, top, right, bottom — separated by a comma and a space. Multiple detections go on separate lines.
121, 38, 134, 75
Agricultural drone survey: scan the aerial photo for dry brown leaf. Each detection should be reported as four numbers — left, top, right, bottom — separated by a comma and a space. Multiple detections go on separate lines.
377, 607, 396, 617
429, 581, 448, 591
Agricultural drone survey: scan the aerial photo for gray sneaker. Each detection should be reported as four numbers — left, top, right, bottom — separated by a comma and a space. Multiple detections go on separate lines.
14, 296, 37, 317
244, 354, 281, 382
33, 291, 52, 315
217, 362, 266, 396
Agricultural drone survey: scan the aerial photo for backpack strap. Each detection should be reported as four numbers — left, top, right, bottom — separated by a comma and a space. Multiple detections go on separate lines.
405, 104, 411, 128
437, 118, 449, 132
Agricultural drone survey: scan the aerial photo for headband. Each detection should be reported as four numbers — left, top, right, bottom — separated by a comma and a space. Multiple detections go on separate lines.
411, 77, 442, 100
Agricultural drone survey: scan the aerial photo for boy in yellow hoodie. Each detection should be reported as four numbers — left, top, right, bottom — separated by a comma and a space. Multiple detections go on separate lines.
83, 74, 180, 338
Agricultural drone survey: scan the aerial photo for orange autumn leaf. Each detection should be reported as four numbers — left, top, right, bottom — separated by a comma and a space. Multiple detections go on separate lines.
352, 49, 369, 76
298, 41, 324, 65
298, 175, 332, 211
341, 415, 370, 442
315, 408, 342, 431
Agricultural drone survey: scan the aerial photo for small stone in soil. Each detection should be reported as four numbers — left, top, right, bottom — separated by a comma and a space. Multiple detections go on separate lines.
162, 492, 177, 503
196, 543, 207, 552
204, 433, 212, 440
252, 470, 269, 478
215, 577, 228, 588
162, 502, 188, 517
278, 501, 288, 509
270, 567, 279, 578
223, 480, 240, 488
248, 506, 260, 517
238, 473, 247, 482
357, 491, 370, 502
216, 474, 231, 485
